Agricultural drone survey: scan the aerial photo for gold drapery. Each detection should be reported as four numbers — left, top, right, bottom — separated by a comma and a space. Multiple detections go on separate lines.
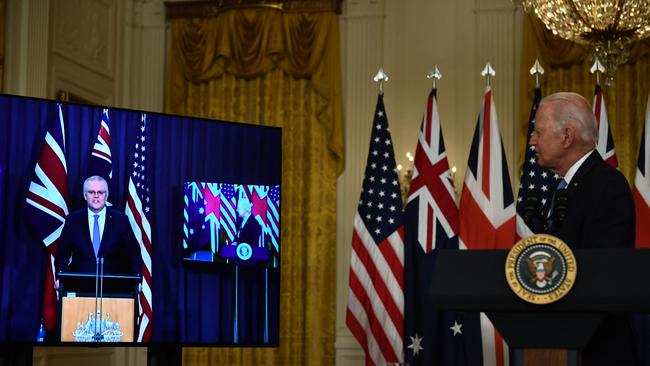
520, 14, 650, 184
165, 6, 343, 366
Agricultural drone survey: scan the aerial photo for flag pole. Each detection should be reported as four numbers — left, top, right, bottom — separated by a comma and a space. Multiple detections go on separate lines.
426, 66, 442, 89
529, 59, 544, 88
481, 62, 496, 87
373, 68, 389, 95
590, 57, 605, 86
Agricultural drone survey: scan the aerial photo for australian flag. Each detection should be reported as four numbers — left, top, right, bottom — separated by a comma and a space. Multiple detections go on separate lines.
516, 87, 560, 237
404, 89, 482, 365
183, 182, 211, 254
87, 108, 113, 205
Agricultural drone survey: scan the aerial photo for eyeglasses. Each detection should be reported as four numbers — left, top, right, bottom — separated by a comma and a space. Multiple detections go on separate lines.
87, 190, 106, 196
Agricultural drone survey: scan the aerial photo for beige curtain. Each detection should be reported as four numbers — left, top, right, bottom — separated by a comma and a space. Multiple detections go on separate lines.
166, 7, 343, 366
520, 14, 650, 184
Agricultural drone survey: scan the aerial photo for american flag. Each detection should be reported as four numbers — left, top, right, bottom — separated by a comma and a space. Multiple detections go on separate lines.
516, 87, 560, 238
634, 94, 650, 248
459, 86, 515, 366
25, 103, 70, 331
346, 94, 404, 366
125, 113, 153, 342
219, 183, 237, 244
404, 89, 480, 365
593, 84, 618, 167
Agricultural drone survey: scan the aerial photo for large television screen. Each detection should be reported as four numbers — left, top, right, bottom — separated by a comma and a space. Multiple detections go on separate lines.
0, 94, 281, 345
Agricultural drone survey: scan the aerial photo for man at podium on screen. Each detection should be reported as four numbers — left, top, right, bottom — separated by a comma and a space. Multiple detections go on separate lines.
529, 92, 637, 365
55, 176, 141, 277
234, 191, 262, 248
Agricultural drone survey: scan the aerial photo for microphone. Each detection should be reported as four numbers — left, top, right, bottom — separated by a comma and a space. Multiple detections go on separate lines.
521, 190, 541, 222
554, 189, 569, 223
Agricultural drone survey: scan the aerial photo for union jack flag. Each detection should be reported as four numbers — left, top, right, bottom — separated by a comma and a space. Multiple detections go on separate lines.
125, 113, 153, 342
346, 94, 404, 366
25, 103, 70, 331
404, 89, 480, 365
240, 184, 281, 263
634, 94, 650, 248
265, 184, 280, 264
203, 183, 222, 252
593, 84, 618, 167
459, 86, 515, 366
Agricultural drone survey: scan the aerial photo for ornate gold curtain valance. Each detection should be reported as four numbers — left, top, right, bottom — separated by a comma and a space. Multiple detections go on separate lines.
165, 2, 344, 172
165, 0, 343, 19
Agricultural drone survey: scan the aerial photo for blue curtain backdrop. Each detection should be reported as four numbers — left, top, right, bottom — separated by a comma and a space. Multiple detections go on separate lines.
0, 94, 280, 345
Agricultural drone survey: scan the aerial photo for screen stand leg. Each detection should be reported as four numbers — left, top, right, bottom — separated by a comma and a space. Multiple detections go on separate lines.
147, 345, 181, 366
0, 345, 32, 366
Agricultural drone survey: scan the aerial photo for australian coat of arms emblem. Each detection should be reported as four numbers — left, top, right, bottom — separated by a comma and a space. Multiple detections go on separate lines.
505, 234, 577, 305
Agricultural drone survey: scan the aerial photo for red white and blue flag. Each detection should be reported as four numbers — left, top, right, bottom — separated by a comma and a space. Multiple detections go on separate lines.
634, 94, 650, 248
516, 87, 560, 238
203, 183, 223, 252
25, 103, 70, 331
125, 113, 153, 342
459, 86, 515, 366
593, 84, 618, 167
404, 89, 481, 365
88, 109, 113, 181
347, 94, 404, 366
263, 184, 280, 263
219, 183, 238, 245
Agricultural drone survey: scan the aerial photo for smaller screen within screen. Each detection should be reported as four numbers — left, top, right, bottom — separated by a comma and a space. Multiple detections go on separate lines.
182, 182, 280, 269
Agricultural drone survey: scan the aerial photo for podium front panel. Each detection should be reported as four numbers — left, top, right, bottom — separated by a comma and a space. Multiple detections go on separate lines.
61, 297, 135, 342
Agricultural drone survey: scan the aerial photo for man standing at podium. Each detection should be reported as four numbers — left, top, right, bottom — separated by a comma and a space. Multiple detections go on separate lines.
530, 92, 637, 365
55, 175, 141, 277
234, 190, 262, 247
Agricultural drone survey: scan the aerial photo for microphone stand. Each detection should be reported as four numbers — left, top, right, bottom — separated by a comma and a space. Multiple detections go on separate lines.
99, 257, 105, 341
94, 257, 100, 341
93, 257, 105, 342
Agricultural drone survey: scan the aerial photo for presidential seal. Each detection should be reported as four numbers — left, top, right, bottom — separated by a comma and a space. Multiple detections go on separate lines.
505, 234, 577, 305
236, 242, 253, 261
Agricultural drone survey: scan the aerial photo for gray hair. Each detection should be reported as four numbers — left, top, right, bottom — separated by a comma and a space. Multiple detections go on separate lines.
538, 92, 598, 147
83, 175, 109, 196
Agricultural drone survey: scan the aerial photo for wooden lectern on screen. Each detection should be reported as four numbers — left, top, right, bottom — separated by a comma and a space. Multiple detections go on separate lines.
58, 272, 140, 343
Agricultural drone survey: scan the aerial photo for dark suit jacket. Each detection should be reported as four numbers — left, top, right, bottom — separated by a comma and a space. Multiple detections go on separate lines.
55, 208, 141, 277
235, 214, 262, 247
549, 150, 635, 249
547, 151, 638, 365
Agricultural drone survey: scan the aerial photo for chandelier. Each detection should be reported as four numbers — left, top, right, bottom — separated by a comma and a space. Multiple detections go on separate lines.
520, 0, 650, 83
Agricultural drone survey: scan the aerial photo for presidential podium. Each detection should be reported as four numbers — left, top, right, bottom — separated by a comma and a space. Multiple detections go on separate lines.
429, 249, 650, 365
58, 272, 141, 343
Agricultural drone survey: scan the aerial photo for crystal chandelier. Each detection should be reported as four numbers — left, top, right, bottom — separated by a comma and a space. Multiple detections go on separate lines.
521, 0, 650, 83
